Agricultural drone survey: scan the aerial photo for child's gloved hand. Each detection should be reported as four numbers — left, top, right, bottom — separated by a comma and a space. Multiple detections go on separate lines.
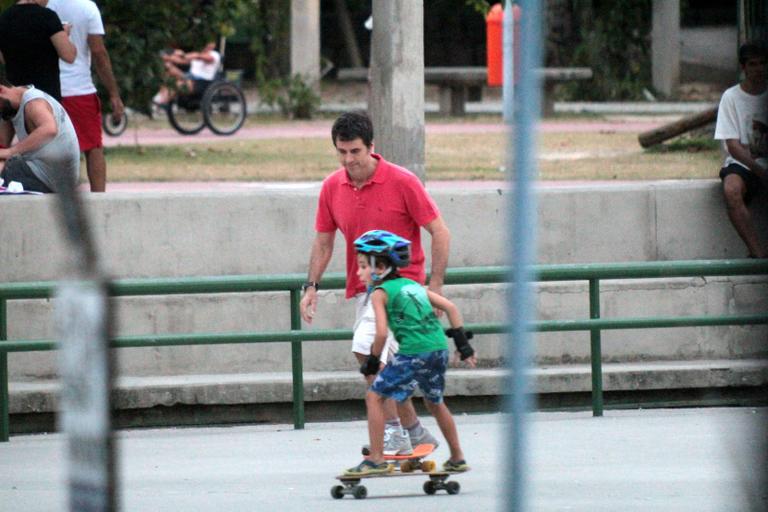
360, 354, 381, 376
445, 327, 475, 361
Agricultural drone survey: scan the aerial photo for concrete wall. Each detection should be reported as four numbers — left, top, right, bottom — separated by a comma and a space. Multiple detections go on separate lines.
3, 180, 764, 282
3, 181, 766, 388
0, 181, 768, 413
680, 26, 739, 85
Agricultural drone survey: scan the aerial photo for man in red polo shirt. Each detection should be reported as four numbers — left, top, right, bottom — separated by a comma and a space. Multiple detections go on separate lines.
300, 111, 451, 455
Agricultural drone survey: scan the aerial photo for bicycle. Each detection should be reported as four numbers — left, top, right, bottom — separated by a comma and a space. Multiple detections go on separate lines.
102, 69, 247, 137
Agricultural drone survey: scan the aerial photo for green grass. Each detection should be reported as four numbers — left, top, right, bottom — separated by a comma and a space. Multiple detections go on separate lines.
99, 119, 723, 183
645, 136, 720, 153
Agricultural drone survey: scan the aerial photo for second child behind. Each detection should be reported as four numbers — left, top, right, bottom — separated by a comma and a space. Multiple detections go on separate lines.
344, 230, 477, 476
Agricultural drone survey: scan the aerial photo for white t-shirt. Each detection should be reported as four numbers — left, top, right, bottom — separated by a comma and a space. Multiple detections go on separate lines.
714, 83, 768, 170
47, 0, 105, 97
189, 50, 221, 81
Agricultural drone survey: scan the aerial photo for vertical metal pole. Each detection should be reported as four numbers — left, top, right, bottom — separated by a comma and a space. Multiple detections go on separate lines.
589, 279, 604, 417
53, 153, 114, 511
290, 289, 305, 429
57, 280, 113, 512
503, 1, 542, 511
0, 298, 8, 442
502, 0, 514, 122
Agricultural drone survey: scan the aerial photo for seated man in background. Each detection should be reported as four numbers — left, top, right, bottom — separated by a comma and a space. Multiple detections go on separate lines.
714, 41, 767, 258
154, 42, 221, 105
0, 81, 79, 193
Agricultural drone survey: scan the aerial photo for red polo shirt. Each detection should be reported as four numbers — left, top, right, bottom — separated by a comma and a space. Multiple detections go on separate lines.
315, 154, 440, 298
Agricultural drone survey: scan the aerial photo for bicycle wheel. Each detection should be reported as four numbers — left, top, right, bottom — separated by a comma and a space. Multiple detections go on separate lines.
166, 96, 205, 135
102, 111, 128, 136
202, 81, 247, 136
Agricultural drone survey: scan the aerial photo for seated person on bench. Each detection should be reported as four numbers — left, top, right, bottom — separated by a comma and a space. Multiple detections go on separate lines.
153, 42, 220, 105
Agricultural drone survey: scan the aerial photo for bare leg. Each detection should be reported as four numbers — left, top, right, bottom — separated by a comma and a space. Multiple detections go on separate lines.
84, 148, 106, 193
723, 174, 767, 258
424, 400, 465, 462
164, 61, 186, 80
365, 390, 387, 463
395, 398, 419, 427
354, 352, 398, 421
155, 85, 172, 104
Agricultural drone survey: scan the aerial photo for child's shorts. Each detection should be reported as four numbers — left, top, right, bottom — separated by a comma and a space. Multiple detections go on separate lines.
370, 350, 449, 404
720, 163, 763, 204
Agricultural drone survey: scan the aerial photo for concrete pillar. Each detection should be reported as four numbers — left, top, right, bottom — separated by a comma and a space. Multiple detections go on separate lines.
290, 0, 320, 84
651, 0, 680, 97
370, 0, 426, 181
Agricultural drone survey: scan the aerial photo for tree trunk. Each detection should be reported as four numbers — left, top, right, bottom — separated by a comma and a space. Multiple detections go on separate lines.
333, 0, 364, 68
546, 0, 575, 66
637, 107, 718, 148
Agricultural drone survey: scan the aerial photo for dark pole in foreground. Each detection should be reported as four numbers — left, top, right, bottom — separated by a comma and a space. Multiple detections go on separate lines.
54, 172, 115, 511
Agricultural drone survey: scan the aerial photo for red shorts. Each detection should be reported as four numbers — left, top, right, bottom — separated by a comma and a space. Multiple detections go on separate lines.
61, 93, 103, 151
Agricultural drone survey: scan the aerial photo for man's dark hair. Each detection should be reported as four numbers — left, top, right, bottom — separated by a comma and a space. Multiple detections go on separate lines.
331, 111, 374, 148
738, 41, 767, 66
0, 77, 11, 87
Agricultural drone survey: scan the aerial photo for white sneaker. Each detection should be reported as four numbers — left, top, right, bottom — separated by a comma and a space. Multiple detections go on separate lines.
383, 427, 413, 456
408, 427, 440, 449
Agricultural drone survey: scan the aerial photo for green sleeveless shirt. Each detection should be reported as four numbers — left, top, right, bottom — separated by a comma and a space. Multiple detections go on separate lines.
376, 277, 447, 355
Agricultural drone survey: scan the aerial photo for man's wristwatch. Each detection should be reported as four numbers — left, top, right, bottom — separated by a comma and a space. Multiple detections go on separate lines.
301, 281, 319, 293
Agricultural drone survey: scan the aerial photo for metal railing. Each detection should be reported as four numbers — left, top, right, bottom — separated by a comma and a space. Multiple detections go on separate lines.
1, 259, 767, 441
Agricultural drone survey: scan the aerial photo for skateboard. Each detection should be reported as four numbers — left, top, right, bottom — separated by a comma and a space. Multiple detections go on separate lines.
331, 443, 466, 499
377, 442, 437, 472
331, 470, 464, 499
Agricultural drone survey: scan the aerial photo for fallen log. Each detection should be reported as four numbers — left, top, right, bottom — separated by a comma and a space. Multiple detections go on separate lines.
638, 106, 718, 148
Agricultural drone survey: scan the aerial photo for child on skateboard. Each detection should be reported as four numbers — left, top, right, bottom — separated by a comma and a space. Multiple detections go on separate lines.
344, 230, 477, 476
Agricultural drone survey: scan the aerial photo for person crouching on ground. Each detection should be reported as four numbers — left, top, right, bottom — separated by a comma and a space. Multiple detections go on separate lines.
344, 230, 477, 476
0, 81, 79, 193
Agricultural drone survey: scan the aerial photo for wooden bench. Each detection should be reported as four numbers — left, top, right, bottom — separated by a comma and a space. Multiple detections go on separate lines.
336, 66, 593, 117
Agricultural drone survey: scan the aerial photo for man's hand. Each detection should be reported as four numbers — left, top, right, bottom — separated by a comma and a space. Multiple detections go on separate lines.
424, 215, 450, 317
110, 95, 125, 123
0, 148, 10, 160
299, 287, 318, 323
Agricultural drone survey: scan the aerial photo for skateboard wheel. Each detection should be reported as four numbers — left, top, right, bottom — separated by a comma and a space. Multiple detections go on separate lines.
353, 485, 367, 499
421, 460, 436, 472
400, 461, 414, 473
446, 480, 461, 495
423, 480, 437, 495
330, 485, 345, 499
361, 445, 370, 456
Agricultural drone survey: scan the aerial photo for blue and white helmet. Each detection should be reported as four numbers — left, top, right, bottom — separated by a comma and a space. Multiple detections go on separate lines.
354, 230, 412, 268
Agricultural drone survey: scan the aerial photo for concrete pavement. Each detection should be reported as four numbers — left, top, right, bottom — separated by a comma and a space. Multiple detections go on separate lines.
1, 407, 765, 511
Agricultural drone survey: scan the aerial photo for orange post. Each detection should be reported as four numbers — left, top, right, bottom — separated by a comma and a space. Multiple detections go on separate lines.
486, 4, 504, 86
486, 3, 522, 87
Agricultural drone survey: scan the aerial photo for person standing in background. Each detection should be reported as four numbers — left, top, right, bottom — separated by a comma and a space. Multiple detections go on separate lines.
0, 0, 76, 101
48, 0, 124, 193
